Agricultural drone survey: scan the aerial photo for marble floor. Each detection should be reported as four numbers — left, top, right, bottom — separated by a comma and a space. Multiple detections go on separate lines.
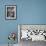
19, 39, 46, 46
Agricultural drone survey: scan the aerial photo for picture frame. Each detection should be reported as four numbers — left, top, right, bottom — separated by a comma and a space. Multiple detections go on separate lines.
5, 5, 16, 20
18, 24, 46, 42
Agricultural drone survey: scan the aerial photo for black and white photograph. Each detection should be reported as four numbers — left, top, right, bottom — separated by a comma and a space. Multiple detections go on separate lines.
5, 5, 16, 20
18, 25, 46, 46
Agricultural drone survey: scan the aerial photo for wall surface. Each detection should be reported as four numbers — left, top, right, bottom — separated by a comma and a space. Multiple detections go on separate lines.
0, 0, 46, 45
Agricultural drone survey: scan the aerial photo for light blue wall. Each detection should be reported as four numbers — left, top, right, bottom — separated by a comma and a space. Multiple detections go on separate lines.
0, 0, 46, 44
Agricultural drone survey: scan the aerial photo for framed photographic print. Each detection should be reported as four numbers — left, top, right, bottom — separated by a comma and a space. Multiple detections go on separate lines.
5, 5, 16, 20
